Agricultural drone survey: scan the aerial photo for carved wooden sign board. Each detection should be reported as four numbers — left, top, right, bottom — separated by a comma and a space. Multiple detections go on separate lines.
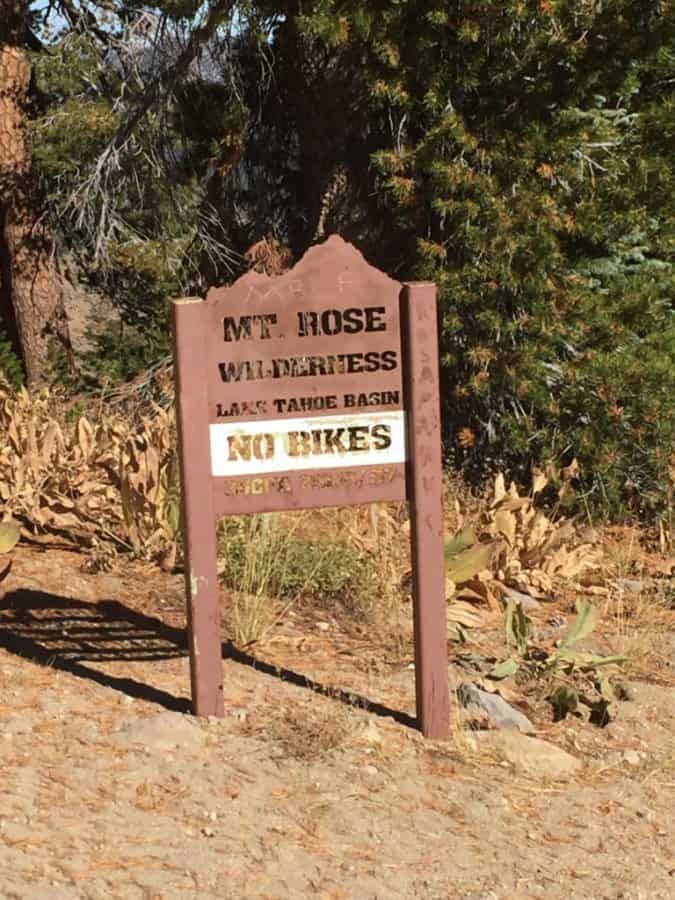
173, 236, 449, 738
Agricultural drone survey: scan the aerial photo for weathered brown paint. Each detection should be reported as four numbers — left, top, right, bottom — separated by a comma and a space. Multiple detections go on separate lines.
172, 238, 449, 738
173, 298, 224, 717
212, 464, 406, 516
401, 283, 450, 739
204, 236, 406, 511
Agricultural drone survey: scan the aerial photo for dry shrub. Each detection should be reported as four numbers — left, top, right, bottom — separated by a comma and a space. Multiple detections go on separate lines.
309, 503, 409, 618
411, 472, 605, 633
442, 474, 602, 608
244, 237, 292, 276
487, 472, 602, 597
0, 384, 179, 565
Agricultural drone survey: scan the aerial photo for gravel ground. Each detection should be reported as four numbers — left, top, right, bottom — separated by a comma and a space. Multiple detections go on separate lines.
1, 547, 674, 899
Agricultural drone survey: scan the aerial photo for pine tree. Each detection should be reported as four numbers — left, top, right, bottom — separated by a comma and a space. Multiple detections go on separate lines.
0, 0, 72, 384
18, 0, 675, 518
282, 0, 675, 517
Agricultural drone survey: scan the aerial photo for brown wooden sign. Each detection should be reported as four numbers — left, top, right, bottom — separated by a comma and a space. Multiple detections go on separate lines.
173, 236, 449, 738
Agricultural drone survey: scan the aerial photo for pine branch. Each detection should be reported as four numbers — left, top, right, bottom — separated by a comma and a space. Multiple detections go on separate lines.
109, 0, 236, 153
56, 0, 111, 45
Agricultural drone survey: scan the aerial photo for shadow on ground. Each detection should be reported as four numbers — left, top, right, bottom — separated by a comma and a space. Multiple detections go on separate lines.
0, 589, 415, 728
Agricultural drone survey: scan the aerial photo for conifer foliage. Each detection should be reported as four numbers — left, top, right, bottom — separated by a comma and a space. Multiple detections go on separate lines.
4, 0, 674, 519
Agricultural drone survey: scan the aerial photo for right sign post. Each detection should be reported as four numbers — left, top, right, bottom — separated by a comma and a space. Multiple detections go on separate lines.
399, 282, 450, 739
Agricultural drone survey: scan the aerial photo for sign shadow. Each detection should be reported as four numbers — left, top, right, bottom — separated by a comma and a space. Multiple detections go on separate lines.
0, 589, 415, 728
0, 588, 191, 712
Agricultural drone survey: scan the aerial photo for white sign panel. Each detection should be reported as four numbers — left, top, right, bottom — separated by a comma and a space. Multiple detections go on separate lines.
210, 411, 406, 477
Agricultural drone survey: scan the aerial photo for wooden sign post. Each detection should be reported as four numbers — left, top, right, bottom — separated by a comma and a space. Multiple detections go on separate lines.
173, 236, 449, 738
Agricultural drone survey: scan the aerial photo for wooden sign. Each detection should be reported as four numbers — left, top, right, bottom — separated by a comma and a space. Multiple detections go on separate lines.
173, 236, 449, 738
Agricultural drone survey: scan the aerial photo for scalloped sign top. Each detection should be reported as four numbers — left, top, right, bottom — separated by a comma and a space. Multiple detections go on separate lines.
178, 235, 407, 513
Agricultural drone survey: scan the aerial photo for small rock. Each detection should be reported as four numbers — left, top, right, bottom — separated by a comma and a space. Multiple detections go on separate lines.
202, 826, 215, 838
476, 731, 583, 779
363, 765, 379, 776
622, 750, 642, 767
614, 682, 635, 702
615, 578, 645, 594
499, 586, 542, 612
360, 720, 383, 745
316, 621, 330, 632
458, 683, 535, 734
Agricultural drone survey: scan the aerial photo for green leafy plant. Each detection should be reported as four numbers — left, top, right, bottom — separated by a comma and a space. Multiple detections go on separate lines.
491, 598, 627, 679
489, 597, 628, 723
545, 600, 628, 675
218, 514, 381, 646
549, 675, 618, 726
0, 338, 23, 389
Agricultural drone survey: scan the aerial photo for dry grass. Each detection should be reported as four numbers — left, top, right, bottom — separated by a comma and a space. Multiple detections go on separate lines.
220, 514, 306, 648
229, 591, 295, 649
603, 586, 675, 682
599, 527, 675, 682
246, 695, 359, 761
219, 504, 412, 649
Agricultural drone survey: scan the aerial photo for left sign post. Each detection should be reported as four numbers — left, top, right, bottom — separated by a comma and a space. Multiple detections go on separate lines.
173, 297, 224, 717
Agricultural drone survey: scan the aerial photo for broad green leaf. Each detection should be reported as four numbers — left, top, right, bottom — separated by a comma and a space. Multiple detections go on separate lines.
553, 650, 628, 671
444, 527, 477, 559
505, 598, 531, 655
559, 598, 600, 650
0, 522, 20, 554
164, 496, 181, 537
598, 675, 616, 703
488, 657, 519, 679
549, 685, 580, 721
445, 542, 492, 584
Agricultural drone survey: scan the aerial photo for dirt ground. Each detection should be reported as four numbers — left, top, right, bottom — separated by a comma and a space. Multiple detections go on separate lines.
1, 544, 674, 900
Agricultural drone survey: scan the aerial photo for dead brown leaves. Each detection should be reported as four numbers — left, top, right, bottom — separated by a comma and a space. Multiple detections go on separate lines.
443, 473, 603, 629
244, 237, 292, 276
488, 473, 602, 599
0, 385, 179, 565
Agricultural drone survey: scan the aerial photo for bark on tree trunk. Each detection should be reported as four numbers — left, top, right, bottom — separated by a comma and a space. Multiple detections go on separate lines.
0, 3, 72, 385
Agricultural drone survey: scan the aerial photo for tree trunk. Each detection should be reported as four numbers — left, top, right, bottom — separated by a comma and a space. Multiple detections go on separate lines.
0, 1, 72, 385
